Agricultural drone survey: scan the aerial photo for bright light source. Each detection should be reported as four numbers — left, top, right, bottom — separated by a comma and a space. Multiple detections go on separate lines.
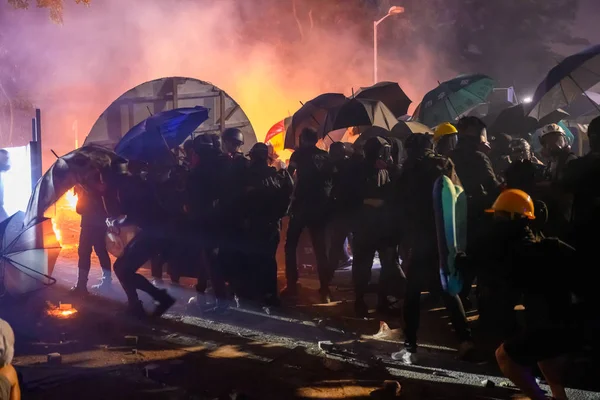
389, 6, 405, 15
523, 97, 532, 103
1, 145, 32, 216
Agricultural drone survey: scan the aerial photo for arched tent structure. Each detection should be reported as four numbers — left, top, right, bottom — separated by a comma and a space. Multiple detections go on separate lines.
84, 77, 257, 153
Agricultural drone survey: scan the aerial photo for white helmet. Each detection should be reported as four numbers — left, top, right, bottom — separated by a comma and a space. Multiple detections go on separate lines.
540, 123, 565, 138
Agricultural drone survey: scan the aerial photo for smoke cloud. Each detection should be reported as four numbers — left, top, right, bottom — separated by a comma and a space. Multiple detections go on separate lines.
1, 0, 451, 166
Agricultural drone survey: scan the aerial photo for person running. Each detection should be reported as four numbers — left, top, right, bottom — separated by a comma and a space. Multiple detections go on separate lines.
107, 159, 175, 318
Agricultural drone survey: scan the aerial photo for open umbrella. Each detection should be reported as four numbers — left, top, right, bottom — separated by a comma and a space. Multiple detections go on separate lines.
354, 81, 412, 118
321, 98, 398, 136
284, 93, 347, 149
0, 212, 60, 296
115, 106, 209, 164
528, 44, 600, 120
265, 117, 291, 154
24, 145, 119, 227
416, 74, 495, 127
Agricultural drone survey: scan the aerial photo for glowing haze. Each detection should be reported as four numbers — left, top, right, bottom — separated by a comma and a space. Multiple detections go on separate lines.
2, 0, 450, 166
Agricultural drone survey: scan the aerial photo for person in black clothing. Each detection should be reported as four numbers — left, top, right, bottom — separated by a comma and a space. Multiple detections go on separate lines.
351, 136, 399, 317
392, 133, 473, 364
537, 124, 578, 240
239, 143, 293, 307
562, 116, 600, 276
219, 128, 250, 303
489, 133, 512, 183
186, 134, 230, 313
326, 142, 354, 279
450, 116, 501, 305
70, 182, 112, 295
282, 128, 333, 303
481, 189, 599, 400
106, 159, 175, 317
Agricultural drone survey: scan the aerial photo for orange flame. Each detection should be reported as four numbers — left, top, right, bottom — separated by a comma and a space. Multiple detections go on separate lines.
65, 191, 78, 210
46, 302, 78, 319
51, 219, 62, 244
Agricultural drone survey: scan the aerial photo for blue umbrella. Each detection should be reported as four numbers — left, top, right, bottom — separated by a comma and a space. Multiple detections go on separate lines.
528, 44, 600, 120
115, 106, 209, 164
415, 74, 495, 127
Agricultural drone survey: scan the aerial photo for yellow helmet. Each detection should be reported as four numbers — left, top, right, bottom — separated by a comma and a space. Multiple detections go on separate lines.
434, 122, 458, 143
486, 189, 535, 220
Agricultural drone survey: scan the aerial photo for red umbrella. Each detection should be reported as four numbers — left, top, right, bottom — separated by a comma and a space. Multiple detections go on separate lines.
265, 117, 291, 153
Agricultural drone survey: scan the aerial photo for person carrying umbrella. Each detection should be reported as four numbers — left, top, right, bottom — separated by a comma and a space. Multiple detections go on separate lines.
281, 128, 333, 303
106, 159, 176, 318
351, 136, 400, 317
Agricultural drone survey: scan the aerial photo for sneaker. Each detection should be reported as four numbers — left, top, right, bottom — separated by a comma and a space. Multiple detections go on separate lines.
354, 298, 369, 318
391, 348, 418, 365
151, 278, 166, 288
188, 294, 207, 309
152, 290, 176, 317
69, 285, 89, 296
91, 279, 112, 292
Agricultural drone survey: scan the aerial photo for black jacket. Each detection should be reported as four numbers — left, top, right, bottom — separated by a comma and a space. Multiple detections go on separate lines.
450, 143, 500, 219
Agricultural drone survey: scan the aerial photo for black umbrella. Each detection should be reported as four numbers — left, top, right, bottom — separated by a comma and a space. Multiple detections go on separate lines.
0, 211, 60, 296
321, 98, 398, 136
354, 81, 412, 118
24, 145, 119, 226
284, 93, 347, 149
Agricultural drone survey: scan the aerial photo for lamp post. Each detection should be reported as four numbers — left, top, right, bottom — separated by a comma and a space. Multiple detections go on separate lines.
373, 6, 405, 84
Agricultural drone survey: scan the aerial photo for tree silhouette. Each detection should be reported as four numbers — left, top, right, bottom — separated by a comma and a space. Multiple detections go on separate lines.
7, 0, 90, 23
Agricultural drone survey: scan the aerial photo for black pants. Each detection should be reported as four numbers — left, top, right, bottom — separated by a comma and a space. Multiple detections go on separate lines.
193, 228, 228, 301
284, 213, 329, 289
352, 230, 399, 301
77, 224, 111, 285
113, 230, 165, 305
327, 212, 353, 279
403, 245, 471, 351
242, 223, 281, 300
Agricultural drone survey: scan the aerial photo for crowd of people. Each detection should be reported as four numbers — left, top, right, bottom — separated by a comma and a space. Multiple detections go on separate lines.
65, 114, 600, 400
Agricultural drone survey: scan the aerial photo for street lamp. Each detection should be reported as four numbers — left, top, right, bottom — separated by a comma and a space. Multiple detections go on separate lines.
373, 6, 405, 84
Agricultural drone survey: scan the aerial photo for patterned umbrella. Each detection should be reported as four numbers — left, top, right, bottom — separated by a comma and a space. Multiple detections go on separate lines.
528, 44, 600, 120
0, 212, 60, 296
416, 74, 495, 127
